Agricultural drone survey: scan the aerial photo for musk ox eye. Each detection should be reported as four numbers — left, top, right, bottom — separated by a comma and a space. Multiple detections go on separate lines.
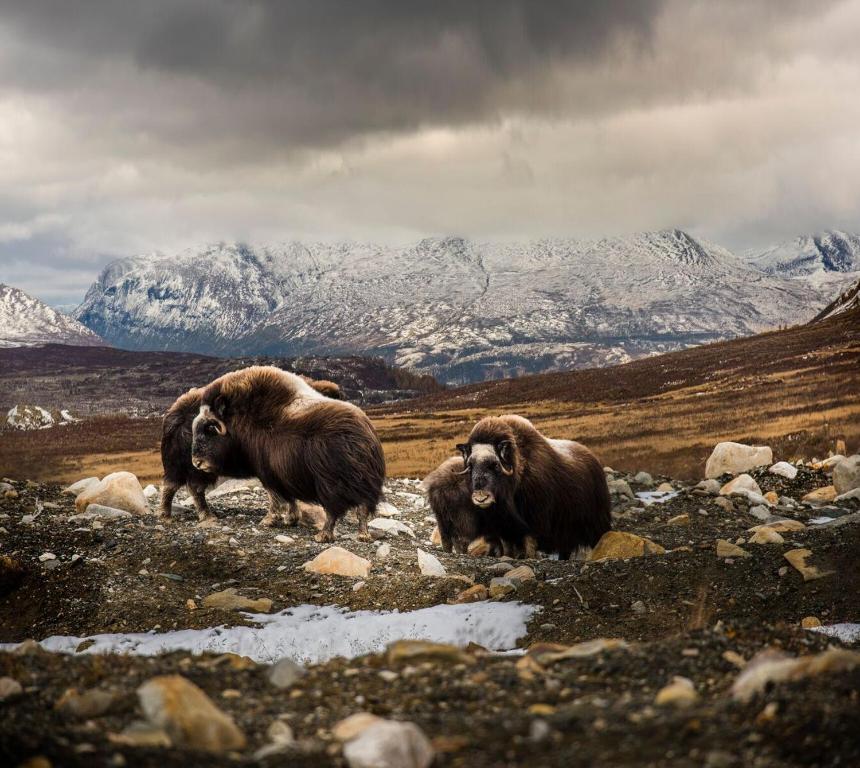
205, 422, 220, 435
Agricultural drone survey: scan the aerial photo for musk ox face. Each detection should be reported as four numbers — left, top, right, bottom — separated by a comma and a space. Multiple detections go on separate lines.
457, 440, 515, 508
191, 403, 230, 474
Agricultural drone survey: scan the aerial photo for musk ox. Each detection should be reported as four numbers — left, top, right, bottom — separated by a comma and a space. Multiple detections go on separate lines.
190, 366, 385, 542
159, 377, 344, 524
425, 415, 611, 559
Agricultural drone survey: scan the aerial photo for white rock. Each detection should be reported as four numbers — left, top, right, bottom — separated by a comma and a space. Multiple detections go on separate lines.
69, 503, 133, 522
142, 484, 159, 500
342, 720, 434, 768
207, 478, 262, 498
376, 542, 392, 560
719, 474, 763, 498
368, 518, 415, 538
820, 455, 845, 471
836, 488, 860, 502
75, 471, 148, 515
62, 477, 100, 497
302, 547, 371, 578
833, 456, 860, 495
706, 442, 772, 479
376, 501, 402, 518
275, 534, 294, 545
768, 462, 798, 480
633, 471, 653, 486
416, 548, 446, 577
38, 552, 56, 562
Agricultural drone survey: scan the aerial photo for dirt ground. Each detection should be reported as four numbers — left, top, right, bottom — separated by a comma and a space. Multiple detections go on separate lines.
1, 464, 859, 767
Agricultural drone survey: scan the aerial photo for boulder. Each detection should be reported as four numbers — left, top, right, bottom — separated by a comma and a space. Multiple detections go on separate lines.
68, 504, 133, 522
802, 486, 837, 503
506, 565, 536, 583
833, 455, 860, 495
607, 479, 635, 500
692, 479, 721, 495
768, 462, 798, 480
202, 588, 272, 613
75, 471, 147, 515
705, 442, 772, 479
416, 548, 446, 577
719, 474, 762, 498
367, 518, 414, 538
303, 547, 371, 578
342, 720, 434, 768
62, 477, 99, 497
137, 675, 246, 752
633, 471, 653, 486
589, 531, 665, 561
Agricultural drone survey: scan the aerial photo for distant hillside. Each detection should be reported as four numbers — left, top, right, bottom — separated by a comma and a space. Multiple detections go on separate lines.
0, 284, 104, 348
746, 230, 860, 279
813, 277, 860, 322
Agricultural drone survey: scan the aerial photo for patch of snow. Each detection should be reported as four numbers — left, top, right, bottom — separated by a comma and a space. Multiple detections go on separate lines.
807, 623, 860, 644
635, 491, 681, 506
0, 602, 539, 665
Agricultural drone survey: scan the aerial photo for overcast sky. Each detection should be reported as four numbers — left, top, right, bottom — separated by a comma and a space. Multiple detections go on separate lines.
1, 1, 860, 305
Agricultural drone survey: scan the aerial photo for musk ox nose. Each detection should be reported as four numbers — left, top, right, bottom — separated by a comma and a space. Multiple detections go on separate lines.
471, 490, 494, 508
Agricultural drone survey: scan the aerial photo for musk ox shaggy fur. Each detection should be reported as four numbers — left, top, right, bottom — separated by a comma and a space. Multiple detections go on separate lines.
191, 366, 384, 541
425, 415, 611, 558
160, 377, 344, 524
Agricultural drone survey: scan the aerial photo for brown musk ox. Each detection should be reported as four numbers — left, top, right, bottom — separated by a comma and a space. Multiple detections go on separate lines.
191, 366, 385, 541
159, 377, 344, 525
425, 415, 610, 559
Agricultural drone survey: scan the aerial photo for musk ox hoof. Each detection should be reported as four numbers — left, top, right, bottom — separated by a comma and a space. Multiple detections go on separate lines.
260, 513, 281, 528
357, 532, 373, 542
197, 516, 219, 529
314, 531, 335, 543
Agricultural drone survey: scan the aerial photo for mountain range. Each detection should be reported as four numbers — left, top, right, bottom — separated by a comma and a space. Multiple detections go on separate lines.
0, 284, 103, 349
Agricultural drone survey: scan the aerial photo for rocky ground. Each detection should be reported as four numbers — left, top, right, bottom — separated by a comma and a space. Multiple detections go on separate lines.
1, 463, 859, 767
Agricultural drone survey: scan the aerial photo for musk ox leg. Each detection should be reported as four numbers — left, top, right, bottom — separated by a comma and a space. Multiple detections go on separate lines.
158, 481, 179, 518
188, 483, 213, 522
314, 506, 346, 543
261, 494, 290, 527
356, 504, 373, 542
283, 500, 300, 526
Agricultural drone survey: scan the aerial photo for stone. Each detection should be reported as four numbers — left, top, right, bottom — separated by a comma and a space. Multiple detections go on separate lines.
607, 479, 635, 499
4, 489, 19, 500
655, 481, 674, 493
633, 471, 653, 486
202, 588, 272, 613
801, 616, 822, 629
631, 600, 647, 614
75, 471, 148, 515
274, 534, 294, 544
454, 584, 489, 603
732, 648, 860, 702
376, 501, 402, 518
334, 712, 385, 742
38, 552, 56, 562
387, 640, 473, 667
783, 549, 834, 582
836, 487, 860, 502
705, 442, 772, 479
748, 518, 806, 533
694, 478, 721, 495
137, 675, 245, 752
748, 528, 784, 545
62, 477, 99, 496
267, 658, 305, 689
722, 650, 746, 669
342, 720, 434, 768
376, 542, 391, 560
55, 687, 116, 719
0, 676, 23, 701
485, 562, 513, 575
768, 462, 798, 480
528, 638, 629, 663
506, 565, 536, 582
303, 547, 371, 578
719, 474, 762, 498
466, 537, 492, 557
748, 505, 772, 521
416, 548, 446, 577
368, 518, 414, 538
834, 455, 860, 494
142, 484, 159, 500
429, 526, 442, 546
763, 491, 779, 505
108, 722, 172, 748
68, 504, 133, 522
654, 676, 698, 707
713, 496, 735, 513
819, 454, 846, 471
802, 486, 837, 503
667, 514, 689, 526
589, 531, 665, 561
489, 577, 517, 598
716, 539, 750, 558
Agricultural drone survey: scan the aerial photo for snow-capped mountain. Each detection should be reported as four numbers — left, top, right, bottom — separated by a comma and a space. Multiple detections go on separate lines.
0, 284, 104, 348
75, 230, 850, 384
746, 231, 860, 280
812, 277, 860, 322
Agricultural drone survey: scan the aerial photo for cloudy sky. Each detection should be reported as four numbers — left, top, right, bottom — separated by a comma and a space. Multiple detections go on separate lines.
1, 1, 860, 305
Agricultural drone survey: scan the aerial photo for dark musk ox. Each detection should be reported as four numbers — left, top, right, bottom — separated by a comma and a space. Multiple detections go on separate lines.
159, 377, 344, 525
424, 415, 611, 559
190, 366, 385, 542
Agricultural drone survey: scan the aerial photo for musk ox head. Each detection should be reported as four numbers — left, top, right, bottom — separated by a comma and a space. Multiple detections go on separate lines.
191, 401, 230, 474
456, 439, 516, 509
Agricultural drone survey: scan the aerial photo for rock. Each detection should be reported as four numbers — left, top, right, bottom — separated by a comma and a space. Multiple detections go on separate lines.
387, 640, 474, 667
489, 577, 517, 597
818, 454, 846, 471
376, 501, 402, 518
416, 548, 446, 577
716, 539, 750, 558
713, 497, 735, 513
607, 479, 635, 500
142, 484, 159, 500
589, 531, 665, 561
667, 514, 689, 526
75, 471, 147, 515
0, 676, 23, 701
368, 518, 414, 538
4, 489, 19, 500
506, 565, 536, 582
802, 486, 837, 503
748, 528, 784, 545
694, 478, 721, 495
719, 474, 762, 498
137, 675, 246, 752
833, 455, 860, 494
633, 471, 653, 486
836, 439, 847, 455
706, 442, 772, 479
655, 482, 674, 493
303, 547, 371, 578
801, 616, 822, 629
748, 505, 772, 521
732, 648, 860, 702
274, 534, 294, 544
763, 491, 779, 505
768, 462, 798, 480
654, 676, 698, 707
55, 687, 116, 719
202, 588, 273, 613
748, 518, 806, 533
267, 658, 305, 689
783, 548, 834, 581
343, 720, 434, 768
528, 638, 629, 663
485, 562, 513, 575
68, 504, 133, 522
109, 721, 172, 748
454, 584, 489, 603
836, 487, 860, 502
376, 542, 391, 560
62, 477, 99, 496
466, 537, 492, 556
253, 720, 296, 760
429, 526, 442, 546
722, 650, 746, 669
334, 712, 384, 742
38, 552, 56, 562
631, 600, 647, 614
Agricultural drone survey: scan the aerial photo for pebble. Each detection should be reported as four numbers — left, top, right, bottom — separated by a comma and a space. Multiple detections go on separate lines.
0, 676, 23, 701
343, 720, 434, 768
267, 658, 305, 689
416, 548, 446, 577
489, 577, 517, 597
801, 616, 822, 628
506, 565, 536, 582
716, 540, 750, 559
749, 528, 784, 545
333, 712, 383, 742
38, 552, 57, 562
654, 676, 698, 707
454, 584, 489, 603
631, 600, 647, 614
769, 461, 798, 480
712, 497, 734, 513
376, 542, 391, 560
303, 547, 372, 578
274, 534, 294, 544
748, 505, 772, 521
486, 562, 513, 575
667, 514, 689, 526
202, 588, 273, 613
